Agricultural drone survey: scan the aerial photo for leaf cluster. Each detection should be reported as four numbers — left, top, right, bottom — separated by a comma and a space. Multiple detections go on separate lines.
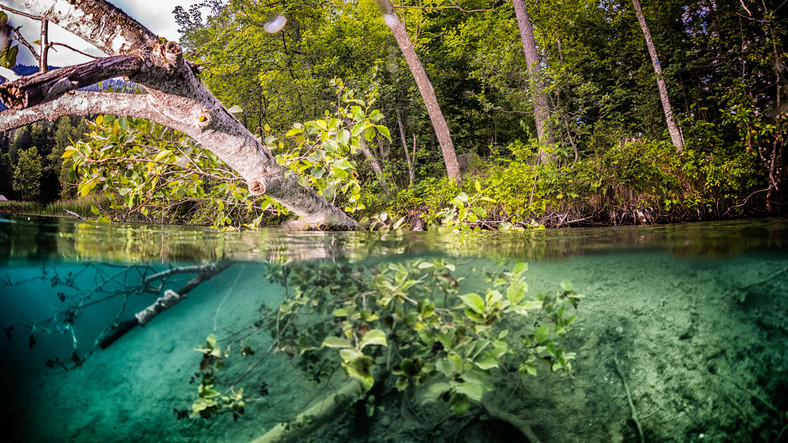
262, 258, 581, 415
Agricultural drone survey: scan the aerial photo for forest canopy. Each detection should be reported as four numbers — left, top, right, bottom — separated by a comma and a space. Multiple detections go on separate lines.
0, 0, 785, 229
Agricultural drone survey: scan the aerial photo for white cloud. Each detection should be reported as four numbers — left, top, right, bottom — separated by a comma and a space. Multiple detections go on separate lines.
0, 0, 204, 67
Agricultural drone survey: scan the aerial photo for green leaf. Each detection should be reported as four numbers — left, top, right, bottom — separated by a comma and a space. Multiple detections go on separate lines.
474, 353, 499, 370
364, 127, 376, 142
333, 158, 353, 171
369, 109, 384, 122
454, 379, 484, 402
337, 129, 350, 145
153, 149, 172, 162
0, 45, 18, 69
351, 122, 368, 137
322, 336, 352, 348
521, 363, 537, 376
534, 324, 549, 344
340, 349, 374, 391
375, 125, 391, 140
450, 392, 470, 415
422, 382, 451, 403
460, 293, 485, 314
359, 329, 387, 349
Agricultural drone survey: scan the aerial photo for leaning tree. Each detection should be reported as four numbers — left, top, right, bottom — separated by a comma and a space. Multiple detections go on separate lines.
0, 0, 357, 230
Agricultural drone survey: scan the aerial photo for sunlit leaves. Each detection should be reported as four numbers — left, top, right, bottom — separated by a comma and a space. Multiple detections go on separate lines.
269, 82, 391, 213
65, 115, 280, 228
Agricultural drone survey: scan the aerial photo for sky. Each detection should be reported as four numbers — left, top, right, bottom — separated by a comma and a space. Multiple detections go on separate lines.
0, 0, 204, 67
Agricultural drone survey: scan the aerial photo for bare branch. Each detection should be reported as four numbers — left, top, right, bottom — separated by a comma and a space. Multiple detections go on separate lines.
0, 3, 41, 20
9, 26, 41, 63
0, 90, 152, 129
0, 55, 141, 109
51, 42, 100, 59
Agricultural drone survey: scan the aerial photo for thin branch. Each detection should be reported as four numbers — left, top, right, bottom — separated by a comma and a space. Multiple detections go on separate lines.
0, 4, 42, 20
51, 42, 101, 60
739, 0, 752, 15
10, 27, 41, 63
613, 356, 645, 443
82, 155, 240, 183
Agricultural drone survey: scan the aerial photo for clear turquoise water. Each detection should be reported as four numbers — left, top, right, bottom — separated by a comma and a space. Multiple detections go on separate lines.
0, 215, 786, 442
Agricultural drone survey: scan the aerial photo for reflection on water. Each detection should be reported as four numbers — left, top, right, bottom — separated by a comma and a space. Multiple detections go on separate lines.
1, 214, 787, 263
0, 215, 786, 442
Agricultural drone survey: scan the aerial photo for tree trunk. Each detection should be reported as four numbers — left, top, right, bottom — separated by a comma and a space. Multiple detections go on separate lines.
376, 0, 461, 183
396, 108, 416, 186
512, 0, 554, 163
0, 0, 357, 230
39, 19, 48, 73
632, 0, 684, 152
357, 136, 391, 193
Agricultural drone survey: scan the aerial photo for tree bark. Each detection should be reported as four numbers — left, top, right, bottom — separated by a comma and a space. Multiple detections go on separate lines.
0, 0, 357, 229
396, 108, 416, 186
357, 136, 391, 193
376, 0, 461, 183
39, 18, 48, 73
631, 0, 684, 152
512, 0, 554, 163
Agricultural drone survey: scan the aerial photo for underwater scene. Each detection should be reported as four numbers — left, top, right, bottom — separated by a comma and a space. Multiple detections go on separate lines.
0, 215, 786, 442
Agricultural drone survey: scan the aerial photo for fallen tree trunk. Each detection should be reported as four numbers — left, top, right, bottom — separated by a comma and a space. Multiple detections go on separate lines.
249, 378, 364, 443
99, 261, 233, 350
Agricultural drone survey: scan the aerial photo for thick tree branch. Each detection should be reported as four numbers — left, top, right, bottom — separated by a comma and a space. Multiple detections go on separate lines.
0, 55, 141, 109
0, 0, 359, 230
22, 0, 156, 58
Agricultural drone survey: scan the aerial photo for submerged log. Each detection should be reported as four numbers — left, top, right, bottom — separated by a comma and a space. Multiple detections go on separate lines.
249, 378, 365, 443
99, 261, 233, 349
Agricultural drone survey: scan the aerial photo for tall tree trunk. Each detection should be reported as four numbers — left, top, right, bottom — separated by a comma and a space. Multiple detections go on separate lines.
512, 0, 553, 163
632, 0, 684, 152
376, 0, 461, 182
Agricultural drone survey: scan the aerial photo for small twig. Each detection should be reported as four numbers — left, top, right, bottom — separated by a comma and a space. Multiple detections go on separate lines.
63, 209, 85, 219
49, 42, 101, 59
613, 356, 645, 443
640, 407, 660, 420
715, 372, 779, 414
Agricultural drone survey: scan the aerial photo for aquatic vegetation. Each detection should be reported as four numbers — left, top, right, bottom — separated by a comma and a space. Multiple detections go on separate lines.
188, 258, 581, 437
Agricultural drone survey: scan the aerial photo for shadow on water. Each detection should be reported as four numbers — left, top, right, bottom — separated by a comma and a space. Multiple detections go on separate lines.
0, 215, 786, 442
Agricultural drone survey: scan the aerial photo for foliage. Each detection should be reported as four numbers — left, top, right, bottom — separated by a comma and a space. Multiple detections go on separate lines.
191, 333, 246, 419
63, 115, 273, 228
62, 84, 392, 227
3, 0, 786, 223
13, 146, 42, 201
266, 81, 392, 214
193, 258, 581, 420
0, 11, 18, 69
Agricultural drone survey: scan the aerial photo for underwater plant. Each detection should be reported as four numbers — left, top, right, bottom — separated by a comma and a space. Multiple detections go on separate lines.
188, 258, 581, 439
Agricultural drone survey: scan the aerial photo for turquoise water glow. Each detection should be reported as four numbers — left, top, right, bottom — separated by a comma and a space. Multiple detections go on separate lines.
1, 215, 786, 442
